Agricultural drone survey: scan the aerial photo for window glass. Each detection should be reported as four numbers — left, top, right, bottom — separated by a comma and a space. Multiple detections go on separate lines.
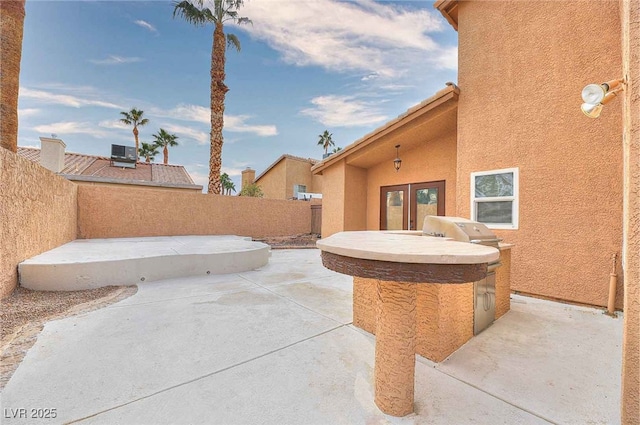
475, 172, 513, 198
477, 201, 513, 223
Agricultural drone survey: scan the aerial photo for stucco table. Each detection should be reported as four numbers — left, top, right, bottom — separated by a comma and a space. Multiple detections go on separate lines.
317, 231, 499, 417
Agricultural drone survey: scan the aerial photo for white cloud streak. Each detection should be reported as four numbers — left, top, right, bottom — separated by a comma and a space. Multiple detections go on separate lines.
32, 121, 111, 138
301, 95, 388, 127
134, 19, 157, 33
237, 0, 455, 78
151, 104, 278, 137
18, 108, 41, 118
89, 55, 143, 65
161, 123, 209, 145
20, 87, 123, 109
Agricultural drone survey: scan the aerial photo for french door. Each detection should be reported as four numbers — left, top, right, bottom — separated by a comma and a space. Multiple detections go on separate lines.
380, 181, 445, 230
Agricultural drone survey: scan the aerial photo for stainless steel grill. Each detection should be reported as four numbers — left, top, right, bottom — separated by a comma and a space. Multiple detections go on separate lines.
422, 216, 502, 335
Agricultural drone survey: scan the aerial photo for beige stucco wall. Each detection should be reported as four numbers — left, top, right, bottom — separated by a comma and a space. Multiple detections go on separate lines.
320, 161, 347, 237
285, 159, 318, 199
621, 0, 639, 421
77, 185, 312, 239
366, 132, 457, 230
456, 1, 624, 308
1, 149, 77, 298
344, 165, 368, 230
257, 158, 321, 200
256, 160, 287, 199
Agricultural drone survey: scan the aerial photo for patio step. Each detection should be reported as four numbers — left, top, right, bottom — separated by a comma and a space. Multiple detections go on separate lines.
18, 235, 270, 291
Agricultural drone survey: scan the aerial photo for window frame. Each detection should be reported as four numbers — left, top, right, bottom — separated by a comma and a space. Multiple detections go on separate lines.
470, 167, 519, 230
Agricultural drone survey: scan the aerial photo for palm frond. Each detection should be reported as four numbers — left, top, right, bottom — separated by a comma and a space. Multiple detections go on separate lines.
226, 33, 241, 51
173, 0, 208, 25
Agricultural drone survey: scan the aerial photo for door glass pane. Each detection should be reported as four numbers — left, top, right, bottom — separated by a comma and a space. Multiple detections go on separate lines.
475, 172, 513, 198
415, 188, 438, 229
477, 201, 513, 223
386, 191, 404, 230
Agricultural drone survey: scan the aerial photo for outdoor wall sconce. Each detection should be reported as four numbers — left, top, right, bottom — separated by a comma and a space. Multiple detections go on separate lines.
394, 145, 402, 172
581, 79, 625, 118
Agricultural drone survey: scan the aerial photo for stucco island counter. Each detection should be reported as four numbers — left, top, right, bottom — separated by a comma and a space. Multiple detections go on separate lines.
317, 231, 500, 417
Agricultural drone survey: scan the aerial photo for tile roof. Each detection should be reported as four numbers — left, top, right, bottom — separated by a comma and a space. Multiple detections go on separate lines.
17, 147, 198, 187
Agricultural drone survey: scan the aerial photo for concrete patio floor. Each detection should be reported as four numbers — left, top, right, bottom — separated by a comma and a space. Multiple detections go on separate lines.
1, 249, 623, 424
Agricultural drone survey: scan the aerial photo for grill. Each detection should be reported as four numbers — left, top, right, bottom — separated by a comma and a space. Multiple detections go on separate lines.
423, 216, 502, 335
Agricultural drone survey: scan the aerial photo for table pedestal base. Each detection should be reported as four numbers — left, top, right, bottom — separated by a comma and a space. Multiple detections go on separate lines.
374, 280, 416, 416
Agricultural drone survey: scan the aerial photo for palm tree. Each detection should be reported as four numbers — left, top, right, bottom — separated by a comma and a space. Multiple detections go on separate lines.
139, 142, 160, 163
0, 0, 26, 153
119, 108, 149, 160
152, 129, 179, 165
317, 130, 335, 156
220, 172, 236, 195
173, 0, 250, 195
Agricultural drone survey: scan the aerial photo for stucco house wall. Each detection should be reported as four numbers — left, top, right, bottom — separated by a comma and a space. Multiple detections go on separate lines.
365, 132, 457, 230
455, 1, 624, 308
284, 158, 319, 199
255, 156, 321, 200
256, 160, 287, 199
1, 149, 77, 297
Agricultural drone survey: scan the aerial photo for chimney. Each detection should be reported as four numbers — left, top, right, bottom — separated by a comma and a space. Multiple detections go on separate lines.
39, 137, 66, 173
241, 167, 255, 190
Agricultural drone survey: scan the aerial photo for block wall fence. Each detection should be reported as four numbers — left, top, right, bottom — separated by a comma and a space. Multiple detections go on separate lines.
2, 149, 315, 298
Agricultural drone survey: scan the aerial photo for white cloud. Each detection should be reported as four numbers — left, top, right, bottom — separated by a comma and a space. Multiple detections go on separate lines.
134, 19, 157, 33
161, 123, 209, 145
300, 95, 388, 127
185, 169, 209, 189
151, 104, 277, 137
89, 55, 143, 65
237, 0, 454, 78
18, 108, 40, 118
220, 166, 245, 177
224, 115, 278, 136
32, 121, 111, 138
20, 87, 123, 109
98, 119, 130, 130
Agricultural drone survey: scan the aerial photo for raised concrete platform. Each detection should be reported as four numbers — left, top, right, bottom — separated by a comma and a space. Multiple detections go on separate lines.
18, 236, 270, 291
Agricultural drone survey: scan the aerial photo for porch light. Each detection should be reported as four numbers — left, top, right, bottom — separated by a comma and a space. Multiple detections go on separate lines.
581, 79, 625, 118
393, 145, 402, 172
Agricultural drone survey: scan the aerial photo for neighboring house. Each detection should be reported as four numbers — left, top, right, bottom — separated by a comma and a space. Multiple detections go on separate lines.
18, 137, 202, 192
243, 154, 322, 200
312, 1, 624, 311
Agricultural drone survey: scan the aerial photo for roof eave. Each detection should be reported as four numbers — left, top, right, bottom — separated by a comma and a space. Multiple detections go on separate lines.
434, 0, 458, 31
311, 84, 459, 175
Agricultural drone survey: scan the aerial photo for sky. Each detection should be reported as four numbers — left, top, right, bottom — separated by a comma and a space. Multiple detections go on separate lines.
17, 0, 458, 192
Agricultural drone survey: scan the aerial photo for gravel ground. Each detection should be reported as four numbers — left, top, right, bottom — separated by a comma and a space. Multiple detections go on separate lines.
1, 286, 137, 389
256, 233, 320, 249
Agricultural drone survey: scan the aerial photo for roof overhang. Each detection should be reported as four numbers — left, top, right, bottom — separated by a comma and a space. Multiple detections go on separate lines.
434, 0, 458, 31
62, 174, 203, 191
255, 154, 318, 183
311, 84, 459, 174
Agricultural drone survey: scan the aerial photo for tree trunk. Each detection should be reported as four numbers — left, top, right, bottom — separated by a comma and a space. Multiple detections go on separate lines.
208, 22, 228, 195
163, 146, 168, 165
133, 127, 139, 161
0, 0, 26, 153
145, 155, 150, 163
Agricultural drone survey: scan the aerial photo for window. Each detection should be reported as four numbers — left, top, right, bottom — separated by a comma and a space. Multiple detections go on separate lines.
293, 184, 307, 198
470, 167, 519, 229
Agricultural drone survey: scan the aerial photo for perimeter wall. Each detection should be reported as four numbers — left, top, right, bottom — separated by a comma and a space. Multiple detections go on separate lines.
0, 149, 77, 298
1, 151, 316, 298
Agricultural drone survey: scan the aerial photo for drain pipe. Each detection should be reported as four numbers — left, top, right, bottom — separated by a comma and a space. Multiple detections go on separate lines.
607, 253, 618, 316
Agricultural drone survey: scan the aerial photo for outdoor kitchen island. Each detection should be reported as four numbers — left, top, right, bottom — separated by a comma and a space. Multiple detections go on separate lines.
317, 231, 500, 417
